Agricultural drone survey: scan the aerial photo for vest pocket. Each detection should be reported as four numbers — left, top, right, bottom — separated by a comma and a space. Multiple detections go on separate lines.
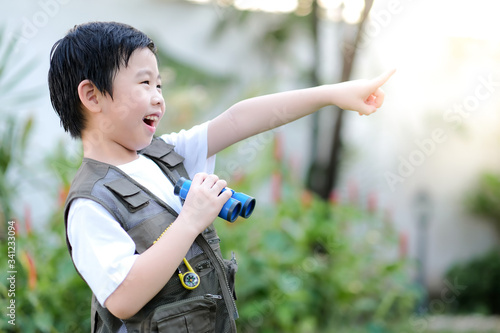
148, 295, 217, 333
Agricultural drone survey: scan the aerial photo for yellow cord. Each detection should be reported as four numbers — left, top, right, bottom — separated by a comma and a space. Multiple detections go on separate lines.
153, 223, 173, 244
153, 223, 200, 290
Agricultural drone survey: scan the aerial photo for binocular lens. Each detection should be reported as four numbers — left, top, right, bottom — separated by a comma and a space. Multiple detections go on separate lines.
220, 199, 242, 223
232, 192, 255, 218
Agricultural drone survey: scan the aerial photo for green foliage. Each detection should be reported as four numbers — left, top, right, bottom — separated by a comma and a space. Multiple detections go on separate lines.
0, 135, 89, 332
444, 250, 500, 315
0, 209, 92, 332
452, 171, 500, 316
216, 142, 421, 332
0, 30, 88, 328
467, 172, 500, 231
0, 30, 41, 107
0, 26, 39, 235
0, 115, 34, 234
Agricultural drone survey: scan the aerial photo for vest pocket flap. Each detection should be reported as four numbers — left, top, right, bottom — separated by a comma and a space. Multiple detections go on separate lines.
104, 179, 149, 211
142, 139, 184, 167
124, 194, 150, 211
105, 178, 140, 196
160, 150, 184, 168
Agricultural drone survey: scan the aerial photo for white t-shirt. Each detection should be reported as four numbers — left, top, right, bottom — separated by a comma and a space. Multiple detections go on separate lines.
67, 122, 215, 307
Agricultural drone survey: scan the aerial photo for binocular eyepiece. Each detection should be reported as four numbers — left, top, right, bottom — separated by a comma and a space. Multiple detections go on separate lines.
174, 177, 256, 223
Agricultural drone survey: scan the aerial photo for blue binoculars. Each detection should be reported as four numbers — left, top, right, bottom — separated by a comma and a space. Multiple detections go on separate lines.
174, 177, 256, 222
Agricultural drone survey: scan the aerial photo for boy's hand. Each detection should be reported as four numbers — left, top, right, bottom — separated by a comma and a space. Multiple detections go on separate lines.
332, 69, 396, 116
178, 173, 233, 233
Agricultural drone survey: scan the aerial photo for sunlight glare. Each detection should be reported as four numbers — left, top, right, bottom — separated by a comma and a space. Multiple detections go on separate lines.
342, 0, 365, 24
318, 0, 342, 10
234, 0, 298, 13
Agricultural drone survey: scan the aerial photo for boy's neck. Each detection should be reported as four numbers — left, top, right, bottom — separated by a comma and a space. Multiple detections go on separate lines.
82, 136, 139, 166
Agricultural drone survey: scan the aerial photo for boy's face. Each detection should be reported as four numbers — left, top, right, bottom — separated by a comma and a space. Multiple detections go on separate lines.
97, 47, 164, 153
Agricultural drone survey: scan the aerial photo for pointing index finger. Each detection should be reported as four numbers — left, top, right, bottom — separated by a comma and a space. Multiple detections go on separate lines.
374, 68, 396, 87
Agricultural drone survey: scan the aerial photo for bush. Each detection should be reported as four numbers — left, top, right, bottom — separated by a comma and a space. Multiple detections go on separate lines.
0, 210, 92, 332
215, 140, 421, 332
444, 250, 500, 315
467, 172, 500, 231
449, 171, 500, 315
0, 137, 90, 333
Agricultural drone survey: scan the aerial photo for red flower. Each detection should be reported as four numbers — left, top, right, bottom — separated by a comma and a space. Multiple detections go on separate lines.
273, 132, 284, 162
21, 251, 37, 290
367, 192, 377, 213
230, 170, 246, 187
24, 204, 32, 235
329, 189, 339, 205
300, 190, 313, 208
271, 172, 282, 203
58, 185, 71, 208
348, 180, 358, 204
399, 232, 408, 259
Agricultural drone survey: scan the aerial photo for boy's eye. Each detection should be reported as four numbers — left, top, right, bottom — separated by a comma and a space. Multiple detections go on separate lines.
141, 80, 161, 90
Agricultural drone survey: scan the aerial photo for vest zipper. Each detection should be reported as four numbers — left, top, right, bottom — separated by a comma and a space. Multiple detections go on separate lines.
205, 294, 223, 300
196, 234, 239, 321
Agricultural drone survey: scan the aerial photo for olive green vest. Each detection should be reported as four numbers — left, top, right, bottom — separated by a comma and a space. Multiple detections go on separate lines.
64, 138, 238, 333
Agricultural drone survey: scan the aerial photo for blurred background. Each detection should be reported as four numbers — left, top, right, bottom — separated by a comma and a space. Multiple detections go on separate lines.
1, 0, 500, 332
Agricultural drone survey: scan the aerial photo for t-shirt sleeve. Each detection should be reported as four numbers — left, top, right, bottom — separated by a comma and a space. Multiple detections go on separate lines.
67, 198, 138, 307
160, 121, 216, 177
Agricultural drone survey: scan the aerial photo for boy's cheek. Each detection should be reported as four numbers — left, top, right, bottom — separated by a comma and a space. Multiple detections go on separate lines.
111, 88, 144, 111
126, 87, 148, 106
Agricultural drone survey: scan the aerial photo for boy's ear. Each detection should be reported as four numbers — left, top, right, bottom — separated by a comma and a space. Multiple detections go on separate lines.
78, 79, 101, 113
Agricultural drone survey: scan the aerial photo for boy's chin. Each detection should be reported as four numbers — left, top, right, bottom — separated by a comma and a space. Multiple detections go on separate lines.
136, 137, 154, 151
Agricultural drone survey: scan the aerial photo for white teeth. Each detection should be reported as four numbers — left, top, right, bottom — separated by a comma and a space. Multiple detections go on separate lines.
143, 115, 159, 127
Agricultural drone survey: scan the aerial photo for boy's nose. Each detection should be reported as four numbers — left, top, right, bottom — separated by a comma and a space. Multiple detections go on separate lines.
151, 93, 164, 107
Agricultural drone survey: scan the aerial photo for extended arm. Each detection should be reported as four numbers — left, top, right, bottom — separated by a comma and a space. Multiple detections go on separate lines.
207, 69, 395, 157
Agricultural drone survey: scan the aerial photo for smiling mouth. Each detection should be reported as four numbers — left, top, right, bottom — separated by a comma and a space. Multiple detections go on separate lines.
143, 115, 159, 127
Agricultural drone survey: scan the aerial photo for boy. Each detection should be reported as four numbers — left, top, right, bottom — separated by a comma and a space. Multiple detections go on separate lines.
48, 22, 393, 333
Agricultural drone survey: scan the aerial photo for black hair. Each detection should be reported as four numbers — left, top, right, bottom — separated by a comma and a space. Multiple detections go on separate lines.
48, 22, 157, 138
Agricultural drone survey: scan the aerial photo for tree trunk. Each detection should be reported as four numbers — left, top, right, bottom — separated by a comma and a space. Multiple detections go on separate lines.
307, 0, 374, 199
